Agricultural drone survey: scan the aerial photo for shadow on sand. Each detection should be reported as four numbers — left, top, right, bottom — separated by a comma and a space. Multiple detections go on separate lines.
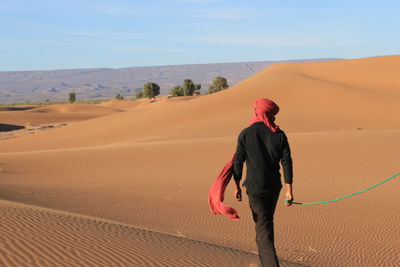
0, 123, 25, 132
0, 106, 37, 111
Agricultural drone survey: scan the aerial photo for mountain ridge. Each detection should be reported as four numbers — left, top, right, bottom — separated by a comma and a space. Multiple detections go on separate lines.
0, 58, 339, 103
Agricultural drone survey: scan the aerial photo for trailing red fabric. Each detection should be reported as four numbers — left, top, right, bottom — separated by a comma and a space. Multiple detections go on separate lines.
208, 99, 280, 221
207, 154, 240, 220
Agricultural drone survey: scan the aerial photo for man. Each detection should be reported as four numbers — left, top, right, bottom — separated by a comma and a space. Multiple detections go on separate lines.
233, 98, 293, 267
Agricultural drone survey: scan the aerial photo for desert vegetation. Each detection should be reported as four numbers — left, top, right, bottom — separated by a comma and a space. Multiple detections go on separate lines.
207, 76, 229, 94
115, 94, 124, 100
68, 92, 76, 103
135, 82, 160, 100
169, 79, 202, 96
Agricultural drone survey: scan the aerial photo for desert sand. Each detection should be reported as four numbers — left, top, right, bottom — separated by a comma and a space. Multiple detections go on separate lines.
1, 55, 399, 266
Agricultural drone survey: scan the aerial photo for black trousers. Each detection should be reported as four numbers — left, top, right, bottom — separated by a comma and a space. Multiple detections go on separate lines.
248, 191, 281, 267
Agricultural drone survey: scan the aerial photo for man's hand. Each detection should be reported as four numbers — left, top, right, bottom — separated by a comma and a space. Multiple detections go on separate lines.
235, 187, 242, 201
285, 191, 293, 206
285, 183, 294, 206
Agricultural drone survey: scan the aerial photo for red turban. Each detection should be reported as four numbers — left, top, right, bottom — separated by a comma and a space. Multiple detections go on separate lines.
249, 98, 280, 132
208, 99, 280, 220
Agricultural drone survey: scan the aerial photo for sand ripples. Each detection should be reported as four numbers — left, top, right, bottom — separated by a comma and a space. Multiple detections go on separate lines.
0, 200, 266, 267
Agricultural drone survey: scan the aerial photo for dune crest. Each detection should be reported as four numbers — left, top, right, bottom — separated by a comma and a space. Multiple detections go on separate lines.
1, 56, 399, 153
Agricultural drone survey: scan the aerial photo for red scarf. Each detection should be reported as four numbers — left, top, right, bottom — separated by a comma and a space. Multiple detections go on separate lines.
208, 99, 280, 220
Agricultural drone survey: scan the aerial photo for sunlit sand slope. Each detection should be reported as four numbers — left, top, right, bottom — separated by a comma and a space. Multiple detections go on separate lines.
0, 56, 399, 152
1, 129, 399, 266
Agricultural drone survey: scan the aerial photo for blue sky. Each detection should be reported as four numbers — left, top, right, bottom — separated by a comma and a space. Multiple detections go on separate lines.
0, 0, 399, 71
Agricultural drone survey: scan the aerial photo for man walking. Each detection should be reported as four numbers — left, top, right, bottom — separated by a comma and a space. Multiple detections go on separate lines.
233, 98, 293, 267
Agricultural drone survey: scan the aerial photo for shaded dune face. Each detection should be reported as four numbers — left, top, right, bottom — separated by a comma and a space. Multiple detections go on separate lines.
0, 123, 25, 132
0, 56, 399, 267
0, 106, 36, 111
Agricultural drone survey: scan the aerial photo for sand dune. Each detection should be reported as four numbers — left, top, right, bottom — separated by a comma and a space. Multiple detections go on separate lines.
97, 99, 144, 110
1, 130, 399, 266
0, 103, 122, 126
1, 56, 399, 266
288, 55, 400, 94
1, 200, 306, 267
1, 56, 399, 152
0, 103, 125, 142
30, 104, 122, 114
0, 59, 335, 103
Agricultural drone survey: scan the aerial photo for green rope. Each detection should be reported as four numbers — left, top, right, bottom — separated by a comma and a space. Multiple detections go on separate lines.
284, 172, 400, 205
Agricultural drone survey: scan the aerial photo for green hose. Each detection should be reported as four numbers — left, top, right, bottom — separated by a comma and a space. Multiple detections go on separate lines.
285, 172, 400, 205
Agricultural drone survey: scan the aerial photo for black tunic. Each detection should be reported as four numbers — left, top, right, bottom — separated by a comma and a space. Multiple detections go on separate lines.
233, 121, 293, 195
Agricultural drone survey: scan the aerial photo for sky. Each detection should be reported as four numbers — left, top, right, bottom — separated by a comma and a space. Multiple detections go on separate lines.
0, 0, 399, 71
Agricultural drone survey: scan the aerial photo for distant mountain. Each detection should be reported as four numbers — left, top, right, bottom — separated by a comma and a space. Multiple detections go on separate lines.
0, 59, 340, 103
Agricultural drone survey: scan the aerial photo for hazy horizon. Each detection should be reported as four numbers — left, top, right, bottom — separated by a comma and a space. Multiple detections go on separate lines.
0, 56, 344, 72
1, 58, 338, 103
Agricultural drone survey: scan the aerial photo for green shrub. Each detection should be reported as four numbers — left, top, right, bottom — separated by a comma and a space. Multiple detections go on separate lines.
171, 80, 202, 96
115, 94, 124, 100
170, 86, 184, 96
207, 76, 229, 94
68, 92, 76, 103
194, 84, 201, 95
136, 91, 143, 99
183, 79, 196, 96
143, 82, 160, 99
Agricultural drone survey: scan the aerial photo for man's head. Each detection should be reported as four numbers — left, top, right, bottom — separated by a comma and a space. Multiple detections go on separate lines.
250, 98, 280, 132
253, 98, 279, 117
